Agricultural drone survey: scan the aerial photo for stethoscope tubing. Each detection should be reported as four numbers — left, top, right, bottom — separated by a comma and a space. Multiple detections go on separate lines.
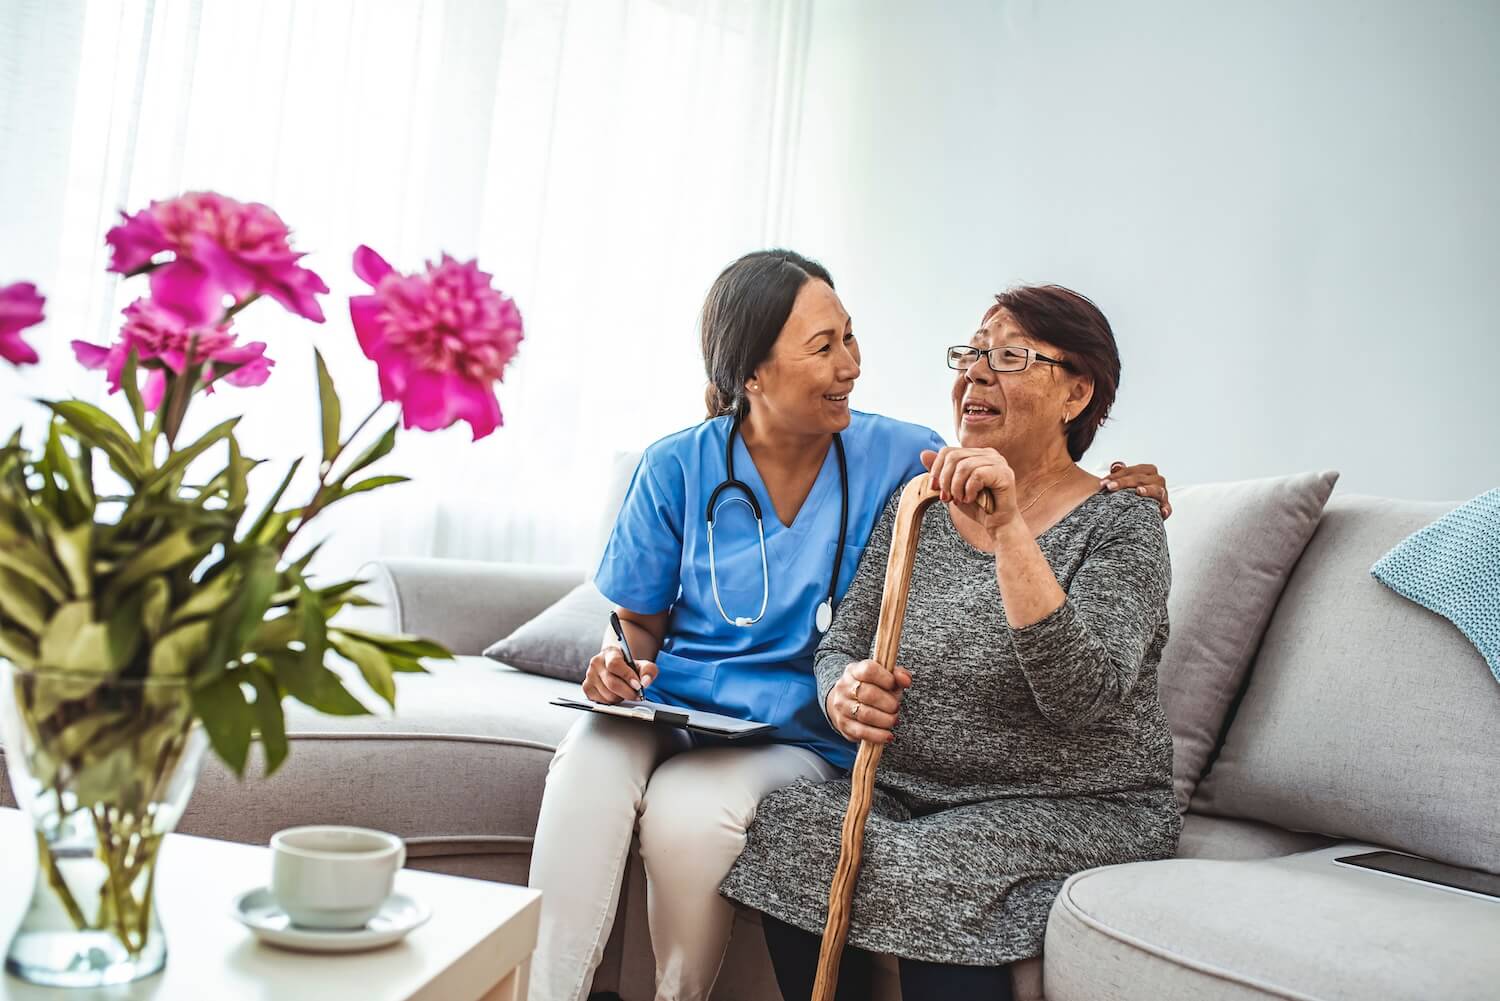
705, 412, 849, 632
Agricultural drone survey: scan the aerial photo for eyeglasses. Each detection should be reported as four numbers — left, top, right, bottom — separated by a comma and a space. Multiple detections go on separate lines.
945, 345, 1070, 373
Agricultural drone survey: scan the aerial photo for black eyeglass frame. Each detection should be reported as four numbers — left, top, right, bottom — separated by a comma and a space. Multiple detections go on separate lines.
945, 345, 1071, 373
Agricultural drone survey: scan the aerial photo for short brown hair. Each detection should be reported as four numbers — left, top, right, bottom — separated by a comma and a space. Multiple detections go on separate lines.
986, 285, 1120, 460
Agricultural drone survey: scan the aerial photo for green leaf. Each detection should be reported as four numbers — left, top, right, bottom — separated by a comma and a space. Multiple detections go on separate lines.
120, 348, 147, 436
107, 527, 210, 596
247, 667, 289, 775
149, 620, 212, 677
336, 594, 380, 609
201, 547, 279, 679
37, 424, 62, 514
146, 416, 239, 491
105, 588, 145, 670
0, 549, 66, 603
39, 601, 126, 672
385, 654, 429, 674
226, 436, 256, 512
335, 421, 398, 484
286, 540, 324, 578
141, 576, 171, 638
45, 520, 92, 598
169, 566, 241, 625
248, 610, 300, 651
0, 625, 37, 667
296, 579, 328, 673
334, 627, 452, 661
315, 349, 341, 469
338, 474, 409, 498
243, 457, 302, 546
0, 532, 68, 603
0, 567, 49, 634
43, 401, 144, 486
310, 577, 370, 603
268, 653, 369, 716
43, 419, 95, 515
192, 671, 252, 776
330, 633, 396, 709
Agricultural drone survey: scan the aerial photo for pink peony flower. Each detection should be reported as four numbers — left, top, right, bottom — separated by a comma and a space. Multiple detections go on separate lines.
73, 298, 273, 410
349, 245, 523, 440
105, 191, 329, 325
0, 282, 45, 366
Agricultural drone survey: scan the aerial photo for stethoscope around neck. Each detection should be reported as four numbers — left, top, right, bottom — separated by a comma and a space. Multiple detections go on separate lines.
705, 411, 850, 633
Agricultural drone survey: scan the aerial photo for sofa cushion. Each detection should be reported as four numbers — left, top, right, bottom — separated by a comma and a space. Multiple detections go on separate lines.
1156, 471, 1339, 808
358, 559, 583, 657
484, 581, 613, 683
179, 657, 579, 879
1191, 495, 1500, 873
1043, 845, 1500, 1001
1176, 812, 1335, 861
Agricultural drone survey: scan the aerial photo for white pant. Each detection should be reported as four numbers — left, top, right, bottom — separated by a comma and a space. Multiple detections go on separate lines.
528, 714, 838, 1001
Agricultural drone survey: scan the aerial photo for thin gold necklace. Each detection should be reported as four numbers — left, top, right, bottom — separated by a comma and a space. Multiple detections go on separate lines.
1018, 469, 1074, 514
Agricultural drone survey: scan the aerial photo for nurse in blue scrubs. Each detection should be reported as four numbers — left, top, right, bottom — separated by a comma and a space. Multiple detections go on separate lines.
527, 251, 1170, 1001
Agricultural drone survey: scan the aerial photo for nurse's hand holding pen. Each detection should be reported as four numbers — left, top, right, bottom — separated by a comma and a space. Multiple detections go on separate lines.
826, 660, 911, 744
583, 610, 665, 704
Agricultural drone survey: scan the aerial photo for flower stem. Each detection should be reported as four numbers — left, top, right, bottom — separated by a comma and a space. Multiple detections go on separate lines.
280, 402, 386, 559
222, 293, 261, 324
35, 828, 89, 931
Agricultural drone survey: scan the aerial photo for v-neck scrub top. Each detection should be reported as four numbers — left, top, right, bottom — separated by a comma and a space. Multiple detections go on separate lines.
593, 410, 945, 768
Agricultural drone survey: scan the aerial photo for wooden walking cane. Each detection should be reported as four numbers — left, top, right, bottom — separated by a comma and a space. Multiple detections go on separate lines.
812, 473, 993, 1001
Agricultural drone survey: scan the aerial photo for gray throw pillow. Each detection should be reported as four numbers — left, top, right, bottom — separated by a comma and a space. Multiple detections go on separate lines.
483, 581, 613, 683
1158, 470, 1339, 809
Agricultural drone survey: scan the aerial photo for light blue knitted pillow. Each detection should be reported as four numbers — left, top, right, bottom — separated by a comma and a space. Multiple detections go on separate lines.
1371, 487, 1500, 684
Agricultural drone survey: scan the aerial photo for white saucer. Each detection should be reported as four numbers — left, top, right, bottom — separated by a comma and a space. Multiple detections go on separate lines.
232, 888, 431, 953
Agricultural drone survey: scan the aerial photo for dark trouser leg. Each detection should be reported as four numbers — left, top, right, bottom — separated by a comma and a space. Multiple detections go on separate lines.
897, 955, 1014, 1001
759, 913, 873, 1001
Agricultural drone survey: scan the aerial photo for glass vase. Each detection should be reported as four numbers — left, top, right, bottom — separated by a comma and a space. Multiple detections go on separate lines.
0, 661, 208, 987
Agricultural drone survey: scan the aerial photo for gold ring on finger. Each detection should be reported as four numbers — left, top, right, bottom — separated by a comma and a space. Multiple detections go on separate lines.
852, 680, 862, 700
851, 701, 861, 721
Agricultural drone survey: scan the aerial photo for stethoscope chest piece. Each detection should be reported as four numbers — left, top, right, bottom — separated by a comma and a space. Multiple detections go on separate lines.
815, 599, 833, 634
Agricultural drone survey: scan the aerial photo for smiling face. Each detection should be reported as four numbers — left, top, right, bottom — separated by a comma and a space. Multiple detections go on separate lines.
951, 306, 1092, 464
746, 279, 861, 435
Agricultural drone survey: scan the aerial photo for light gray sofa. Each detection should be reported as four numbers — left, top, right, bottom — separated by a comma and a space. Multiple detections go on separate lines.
5, 489, 1499, 999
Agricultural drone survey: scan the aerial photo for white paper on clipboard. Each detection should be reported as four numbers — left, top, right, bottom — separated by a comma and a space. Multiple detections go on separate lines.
549, 696, 776, 738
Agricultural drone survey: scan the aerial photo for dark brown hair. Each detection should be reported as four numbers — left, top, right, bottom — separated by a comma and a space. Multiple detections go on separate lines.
986, 285, 1120, 460
701, 250, 834, 418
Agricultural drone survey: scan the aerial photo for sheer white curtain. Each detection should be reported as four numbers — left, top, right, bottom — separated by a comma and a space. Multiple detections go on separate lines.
0, 0, 812, 575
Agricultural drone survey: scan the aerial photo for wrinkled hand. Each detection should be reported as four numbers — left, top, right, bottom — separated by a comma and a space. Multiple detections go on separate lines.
582, 645, 659, 704
825, 659, 911, 744
1101, 460, 1172, 519
922, 446, 1021, 548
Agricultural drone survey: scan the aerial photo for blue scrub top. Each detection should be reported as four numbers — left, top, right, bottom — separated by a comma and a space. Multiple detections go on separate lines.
594, 410, 945, 769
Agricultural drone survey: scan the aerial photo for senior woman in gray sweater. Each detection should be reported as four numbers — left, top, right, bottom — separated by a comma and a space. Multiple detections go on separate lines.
720, 284, 1180, 1001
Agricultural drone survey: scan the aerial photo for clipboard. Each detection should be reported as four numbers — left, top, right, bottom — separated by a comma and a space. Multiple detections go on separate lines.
549, 696, 777, 739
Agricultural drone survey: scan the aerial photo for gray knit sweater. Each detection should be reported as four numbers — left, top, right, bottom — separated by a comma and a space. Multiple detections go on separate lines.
719, 487, 1181, 966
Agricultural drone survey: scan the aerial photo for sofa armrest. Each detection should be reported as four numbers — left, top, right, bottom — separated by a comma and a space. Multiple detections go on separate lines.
349, 558, 585, 655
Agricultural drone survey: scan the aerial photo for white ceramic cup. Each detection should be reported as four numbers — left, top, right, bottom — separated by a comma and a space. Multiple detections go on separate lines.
270, 826, 406, 930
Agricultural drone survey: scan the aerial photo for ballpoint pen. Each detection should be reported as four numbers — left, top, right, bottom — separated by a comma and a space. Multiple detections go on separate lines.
608, 611, 644, 694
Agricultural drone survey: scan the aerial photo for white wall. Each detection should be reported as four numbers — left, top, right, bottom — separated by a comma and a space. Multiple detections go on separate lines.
780, 0, 1499, 498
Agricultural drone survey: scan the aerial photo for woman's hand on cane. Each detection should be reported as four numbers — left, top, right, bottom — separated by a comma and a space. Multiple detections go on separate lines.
826, 660, 911, 744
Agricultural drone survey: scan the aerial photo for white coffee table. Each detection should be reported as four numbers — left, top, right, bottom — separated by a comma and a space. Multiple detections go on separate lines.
0, 808, 539, 1000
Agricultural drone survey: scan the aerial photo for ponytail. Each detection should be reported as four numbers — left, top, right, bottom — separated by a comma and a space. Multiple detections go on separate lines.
703, 383, 740, 419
